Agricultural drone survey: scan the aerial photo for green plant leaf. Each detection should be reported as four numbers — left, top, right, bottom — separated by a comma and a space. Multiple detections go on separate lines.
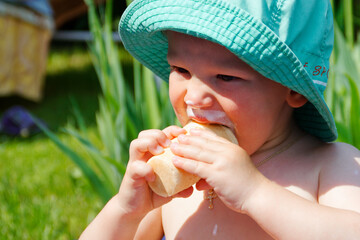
33, 117, 113, 203
347, 74, 360, 146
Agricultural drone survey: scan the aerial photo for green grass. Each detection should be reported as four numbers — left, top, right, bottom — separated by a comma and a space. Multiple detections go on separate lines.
0, 134, 103, 239
0, 44, 103, 239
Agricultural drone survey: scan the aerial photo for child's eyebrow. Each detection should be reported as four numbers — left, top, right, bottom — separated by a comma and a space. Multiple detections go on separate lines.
166, 51, 185, 65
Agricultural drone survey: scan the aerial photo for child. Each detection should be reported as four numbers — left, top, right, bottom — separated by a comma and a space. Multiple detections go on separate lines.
80, 0, 360, 239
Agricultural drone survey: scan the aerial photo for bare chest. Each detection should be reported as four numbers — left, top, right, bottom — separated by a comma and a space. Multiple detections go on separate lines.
162, 192, 273, 240
162, 163, 319, 240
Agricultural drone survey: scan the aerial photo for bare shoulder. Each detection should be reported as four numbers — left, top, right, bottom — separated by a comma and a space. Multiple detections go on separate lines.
317, 141, 360, 177
134, 207, 163, 240
316, 141, 360, 213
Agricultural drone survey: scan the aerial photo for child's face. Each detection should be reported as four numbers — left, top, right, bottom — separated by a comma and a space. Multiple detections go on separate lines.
167, 31, 294, 154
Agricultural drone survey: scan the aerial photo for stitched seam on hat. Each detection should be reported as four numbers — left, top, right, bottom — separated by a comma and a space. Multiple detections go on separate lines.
319, 5, 331, 59
144, 18, 270, 74
136, 8, 272, 72
121, 0, 151, 26
292, 50, 323, 59
128, 0, 288, 72
270, 0, 284, 31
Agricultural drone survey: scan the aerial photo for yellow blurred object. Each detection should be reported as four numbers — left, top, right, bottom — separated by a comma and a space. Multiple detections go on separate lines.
0, 2, 53, 101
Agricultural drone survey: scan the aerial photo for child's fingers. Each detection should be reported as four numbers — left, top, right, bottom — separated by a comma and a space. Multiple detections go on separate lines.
195, 179, 212, 191
151, 194, 173, 209
130, 137, 165, 159
150, 187, 193, 210
172, 155, 207, 178
129, 129, 173, 159
150, 182, 193, 209
173, 186, 194, 198
128, 160, 155, 183
171, 135, 216, 164
138, 129, 171, 148
162, 125, 187, 140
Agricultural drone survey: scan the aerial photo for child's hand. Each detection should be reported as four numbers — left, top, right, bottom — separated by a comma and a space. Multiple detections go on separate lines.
171, 128, 265, 212
116, 126, 188, 220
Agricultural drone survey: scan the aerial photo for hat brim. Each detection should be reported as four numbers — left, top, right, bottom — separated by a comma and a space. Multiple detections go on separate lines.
119, 0, 337, 141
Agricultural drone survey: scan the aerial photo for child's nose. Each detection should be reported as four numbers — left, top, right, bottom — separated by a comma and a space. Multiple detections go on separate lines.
184, 77, 213, 108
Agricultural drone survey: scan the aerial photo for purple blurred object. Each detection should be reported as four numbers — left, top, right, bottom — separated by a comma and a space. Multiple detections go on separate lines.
0, 106, 46, 137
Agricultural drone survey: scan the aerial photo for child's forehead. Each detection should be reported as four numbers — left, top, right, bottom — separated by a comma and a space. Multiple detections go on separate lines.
167, 31, 244, 65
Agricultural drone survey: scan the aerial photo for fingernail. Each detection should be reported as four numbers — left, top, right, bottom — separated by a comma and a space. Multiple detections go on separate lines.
154, 146, 164, 154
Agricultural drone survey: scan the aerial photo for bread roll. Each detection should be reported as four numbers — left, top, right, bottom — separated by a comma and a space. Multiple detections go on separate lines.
147, 121, 238, 197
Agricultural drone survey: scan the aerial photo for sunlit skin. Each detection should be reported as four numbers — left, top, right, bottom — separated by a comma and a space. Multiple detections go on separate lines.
166, 31, 305, 157
79, 31, 360, 240
159, 31, 311, 239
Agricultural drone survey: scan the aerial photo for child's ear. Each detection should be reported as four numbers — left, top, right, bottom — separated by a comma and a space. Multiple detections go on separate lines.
286, 90, 308, 108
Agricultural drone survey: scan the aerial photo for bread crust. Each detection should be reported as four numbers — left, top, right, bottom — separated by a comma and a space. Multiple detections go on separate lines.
147, 122, 238, 197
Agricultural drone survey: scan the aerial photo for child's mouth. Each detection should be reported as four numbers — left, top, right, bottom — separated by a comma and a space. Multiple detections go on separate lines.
186, 107, 234, 131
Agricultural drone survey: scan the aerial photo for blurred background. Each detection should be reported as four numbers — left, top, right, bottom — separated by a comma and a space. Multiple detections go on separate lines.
0, 0, 359, 239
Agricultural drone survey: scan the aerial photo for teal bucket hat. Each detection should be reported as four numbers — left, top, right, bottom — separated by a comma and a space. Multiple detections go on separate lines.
119, 0, 337, 142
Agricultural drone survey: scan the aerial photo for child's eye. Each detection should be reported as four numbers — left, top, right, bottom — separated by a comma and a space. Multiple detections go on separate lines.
216, 74, 240, 82
170, 66, 189, 74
